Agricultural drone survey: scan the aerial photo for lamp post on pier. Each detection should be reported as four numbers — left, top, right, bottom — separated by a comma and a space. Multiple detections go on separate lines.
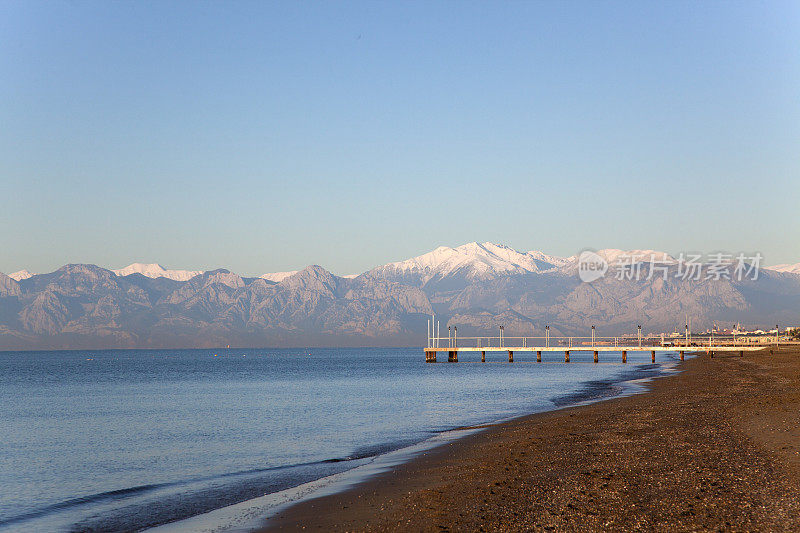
427, 319, 430, 349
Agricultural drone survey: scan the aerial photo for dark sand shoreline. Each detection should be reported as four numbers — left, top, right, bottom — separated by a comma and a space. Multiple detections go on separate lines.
264, 347, 800, 531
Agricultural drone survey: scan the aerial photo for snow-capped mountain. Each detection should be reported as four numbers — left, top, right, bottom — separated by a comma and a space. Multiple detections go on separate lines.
527, 250, 573, 268
367, 242, 682, 288
594, 249, 673, 264
370, 242, 568, 285
1, 243, 799, 350
766, 263, 800, 275
559, 249, 674, 272
112, 263, 203, 282
260, 271, 299, 283
8, 270, 35, 281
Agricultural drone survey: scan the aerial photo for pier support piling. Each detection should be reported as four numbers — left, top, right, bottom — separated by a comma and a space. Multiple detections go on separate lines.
536, 350, 541, 363
565, 350, 570, 363
593, 351, 598, 363
508, 350, 514, 363
448, 351, 458, 363
680, 351, 684, 361
481, 351, 485, 363
651, 350, 655, 363
622, 350, 627, 363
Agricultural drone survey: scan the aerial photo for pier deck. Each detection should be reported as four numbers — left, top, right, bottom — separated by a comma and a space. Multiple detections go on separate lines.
424, 345, 766, 363
424, 326, 779, 363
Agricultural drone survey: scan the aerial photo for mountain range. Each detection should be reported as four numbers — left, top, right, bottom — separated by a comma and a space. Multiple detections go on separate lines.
768, 263, 800, 275
2, 242, 799, 350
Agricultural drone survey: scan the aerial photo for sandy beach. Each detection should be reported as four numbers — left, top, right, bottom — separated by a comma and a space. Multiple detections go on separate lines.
265, 347, 800, 531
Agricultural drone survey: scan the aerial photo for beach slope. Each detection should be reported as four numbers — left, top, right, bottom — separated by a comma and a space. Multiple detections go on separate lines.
266, 347, 800, 531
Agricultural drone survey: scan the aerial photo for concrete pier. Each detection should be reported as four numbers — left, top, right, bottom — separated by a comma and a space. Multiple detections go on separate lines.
423, 334, 768, 363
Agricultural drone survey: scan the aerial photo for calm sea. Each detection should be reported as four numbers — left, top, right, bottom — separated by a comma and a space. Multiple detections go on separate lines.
0, 348, 679, 532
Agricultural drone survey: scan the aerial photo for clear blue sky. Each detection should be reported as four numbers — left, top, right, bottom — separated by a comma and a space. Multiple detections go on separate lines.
2, 1, 798, 276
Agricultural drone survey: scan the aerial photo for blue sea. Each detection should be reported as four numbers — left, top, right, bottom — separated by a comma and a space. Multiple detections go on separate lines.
0, 348, 680, 532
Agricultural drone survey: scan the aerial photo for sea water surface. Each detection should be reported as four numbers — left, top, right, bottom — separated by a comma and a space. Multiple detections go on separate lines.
0, 348, 680, 532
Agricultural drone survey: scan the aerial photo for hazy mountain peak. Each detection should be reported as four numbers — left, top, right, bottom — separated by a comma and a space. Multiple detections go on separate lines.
594, 249, 674, 263
193, 268, 245, 289
767, 263, 800, 275
292, 265, 335, 279
557, 249, 674, 274
0, 272, 21, 297
280, 265, 338, 292
112, 263, 203, 282
373, 241, 566, 282
58, 263, 114, 275
9, 270, 35, 281
527, 250, 573, 266
260, 270, 299, 283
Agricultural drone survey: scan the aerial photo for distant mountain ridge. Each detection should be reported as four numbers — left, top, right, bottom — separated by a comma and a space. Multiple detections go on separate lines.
8, 244, 792, 284
260, 271, 299, 283
111, 263, 204, 282
8, 270, 35, 281
768, 263, 800, 275
1, 242, 799, 349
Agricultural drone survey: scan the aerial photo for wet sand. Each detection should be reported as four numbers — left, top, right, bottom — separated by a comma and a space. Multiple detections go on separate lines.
265, 347, 800, 531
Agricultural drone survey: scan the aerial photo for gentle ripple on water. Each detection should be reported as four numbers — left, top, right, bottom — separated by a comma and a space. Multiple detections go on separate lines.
0, 347, 681, 531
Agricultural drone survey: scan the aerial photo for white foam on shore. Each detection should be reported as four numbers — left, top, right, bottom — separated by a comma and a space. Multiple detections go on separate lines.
147, 353, 690, 533
146, 428, 482, 532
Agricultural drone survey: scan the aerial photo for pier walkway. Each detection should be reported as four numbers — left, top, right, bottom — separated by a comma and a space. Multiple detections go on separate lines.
424, 326, 781, 363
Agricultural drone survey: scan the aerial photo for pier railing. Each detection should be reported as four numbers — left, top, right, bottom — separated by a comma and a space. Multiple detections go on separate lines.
424, 324, 787, 363
426, 334, 781, 350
